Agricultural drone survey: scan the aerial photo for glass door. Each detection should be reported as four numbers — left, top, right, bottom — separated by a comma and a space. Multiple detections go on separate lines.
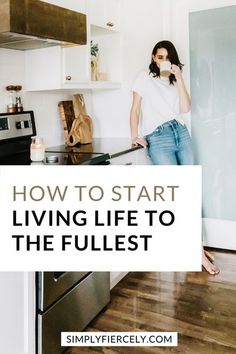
189, 5, 236, 249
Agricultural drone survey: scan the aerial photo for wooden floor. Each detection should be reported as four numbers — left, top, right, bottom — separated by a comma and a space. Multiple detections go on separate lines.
65, 250, 236, 354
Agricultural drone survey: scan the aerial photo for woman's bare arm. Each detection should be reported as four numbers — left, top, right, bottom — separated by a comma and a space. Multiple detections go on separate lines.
171, 65, 191, 113
130, 92, 147, 148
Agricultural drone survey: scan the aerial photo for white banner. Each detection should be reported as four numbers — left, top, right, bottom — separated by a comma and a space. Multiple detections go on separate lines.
0, 165, 202, 271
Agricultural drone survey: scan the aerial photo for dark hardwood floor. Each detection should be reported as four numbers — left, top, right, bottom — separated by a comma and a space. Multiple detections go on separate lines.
65, 249, 236, 354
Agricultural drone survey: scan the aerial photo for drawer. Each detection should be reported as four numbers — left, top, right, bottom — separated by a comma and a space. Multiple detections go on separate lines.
38, 272, 110, 354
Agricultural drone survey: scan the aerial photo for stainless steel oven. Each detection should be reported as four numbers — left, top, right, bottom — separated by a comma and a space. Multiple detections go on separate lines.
36, 272, 110, 354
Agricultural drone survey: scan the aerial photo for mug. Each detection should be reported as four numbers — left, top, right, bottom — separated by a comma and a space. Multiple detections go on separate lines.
160, 61, 171, 77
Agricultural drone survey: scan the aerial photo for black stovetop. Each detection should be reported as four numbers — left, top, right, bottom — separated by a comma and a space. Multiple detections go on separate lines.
0, 144, 110, 165
45, 144, 110, 165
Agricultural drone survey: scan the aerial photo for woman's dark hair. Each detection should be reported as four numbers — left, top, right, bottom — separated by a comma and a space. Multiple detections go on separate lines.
149, 40, 184, 85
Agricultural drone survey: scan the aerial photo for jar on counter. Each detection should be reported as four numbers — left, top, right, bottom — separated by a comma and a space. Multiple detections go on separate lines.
30, 137, 45, 162
6, 85, 17, 113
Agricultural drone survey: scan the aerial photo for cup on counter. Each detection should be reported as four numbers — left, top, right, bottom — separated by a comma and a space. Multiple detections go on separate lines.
30, 137, 45, 162
160, 61, 172, 77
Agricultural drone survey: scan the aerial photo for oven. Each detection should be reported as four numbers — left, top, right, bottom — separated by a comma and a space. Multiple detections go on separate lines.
36, 272, 110, 354
0, 111, 110, 165
0, 111, 36, 164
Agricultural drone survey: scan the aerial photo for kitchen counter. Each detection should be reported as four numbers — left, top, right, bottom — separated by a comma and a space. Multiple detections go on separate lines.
45, 138, 152, 165
46, 138, 142, 159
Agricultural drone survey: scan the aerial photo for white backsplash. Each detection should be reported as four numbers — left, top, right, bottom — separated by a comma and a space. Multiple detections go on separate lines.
24, 91, 71, 147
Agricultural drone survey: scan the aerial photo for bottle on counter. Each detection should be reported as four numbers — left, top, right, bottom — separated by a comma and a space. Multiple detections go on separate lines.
15, 85, 23, 112
6, 85, 17, 113
30, 137, 45, 162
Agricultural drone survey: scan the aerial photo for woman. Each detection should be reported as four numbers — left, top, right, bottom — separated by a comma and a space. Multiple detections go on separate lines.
130, 40, 219, 275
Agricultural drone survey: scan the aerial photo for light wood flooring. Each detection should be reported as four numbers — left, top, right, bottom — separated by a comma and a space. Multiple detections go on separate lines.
65, 249, 236, 354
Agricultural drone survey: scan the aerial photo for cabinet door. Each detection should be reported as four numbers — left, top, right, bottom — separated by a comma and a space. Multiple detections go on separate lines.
41, 0, 87, 13
88, 0, 120, 31
0, 272, 35, 354
25, 47, 62, 91
104, 0, 120, 31
88, 0, 106, 28
62, 45, 90, 83
26, 45, 89, 89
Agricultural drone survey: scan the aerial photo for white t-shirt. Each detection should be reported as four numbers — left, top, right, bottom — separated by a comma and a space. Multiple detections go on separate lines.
132, 70, 184, 136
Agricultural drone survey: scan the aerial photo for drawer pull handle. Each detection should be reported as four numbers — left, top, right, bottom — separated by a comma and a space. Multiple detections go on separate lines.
66, 75, 72, 81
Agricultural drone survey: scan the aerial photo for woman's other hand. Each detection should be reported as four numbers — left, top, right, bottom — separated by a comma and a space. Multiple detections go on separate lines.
132, 137, 147, 148
171, 64, 182, 80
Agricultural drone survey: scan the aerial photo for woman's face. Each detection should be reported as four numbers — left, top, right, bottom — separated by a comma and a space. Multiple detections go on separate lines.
152, 48, 169, 68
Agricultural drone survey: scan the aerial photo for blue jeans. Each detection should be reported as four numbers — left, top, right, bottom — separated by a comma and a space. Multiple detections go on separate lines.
146, 119, 194, 165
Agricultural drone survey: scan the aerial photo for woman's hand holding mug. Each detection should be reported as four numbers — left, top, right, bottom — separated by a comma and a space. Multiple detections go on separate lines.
170, 64, 182, 79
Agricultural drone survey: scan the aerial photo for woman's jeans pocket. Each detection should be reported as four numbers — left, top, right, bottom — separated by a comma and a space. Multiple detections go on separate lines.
146, 126, 163, 140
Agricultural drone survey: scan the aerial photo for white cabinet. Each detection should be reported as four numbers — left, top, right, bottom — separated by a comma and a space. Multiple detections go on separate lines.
62, 45, 90, 83
25, 46, 89, 90
25, 42, 121, 90
25, 0, 121, 91
88, 0, 120, 31
25, 47, 61, 91
0, 272, 35, 354
41, 0, 87, 14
